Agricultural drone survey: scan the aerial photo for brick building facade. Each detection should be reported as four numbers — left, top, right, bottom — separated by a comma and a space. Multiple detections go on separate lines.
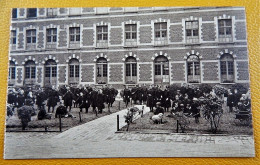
8, 7, 249, 89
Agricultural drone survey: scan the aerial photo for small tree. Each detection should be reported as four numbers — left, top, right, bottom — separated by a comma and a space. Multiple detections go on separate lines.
200, 97, 223, 133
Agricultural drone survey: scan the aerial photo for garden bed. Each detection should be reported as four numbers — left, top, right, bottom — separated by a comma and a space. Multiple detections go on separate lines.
120, 106, 253, 135
6, 100, 126, 132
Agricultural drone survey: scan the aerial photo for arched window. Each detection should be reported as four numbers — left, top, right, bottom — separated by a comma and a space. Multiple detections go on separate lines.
69, 58, 79, 78
9, 61, 16, 80
24, 60, 36, 79
96, 57, 108, 84
97, 57, 107, 77
187, 55, 200, 83
154, 56, 169, 76
125, 56, 137, 84
45, 60, 57, 78
44, 59, 57, 86
154, 56, 169, 85
220, 54, 234, 83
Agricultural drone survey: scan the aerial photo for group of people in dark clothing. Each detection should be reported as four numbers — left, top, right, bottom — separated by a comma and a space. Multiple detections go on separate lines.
122, 85, 202, 123
7, 83, 251, 130
7, 85, 118, 122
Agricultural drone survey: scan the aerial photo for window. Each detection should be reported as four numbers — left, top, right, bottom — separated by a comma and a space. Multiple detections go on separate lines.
69, 27, 80, 42
125, 24, 137, 46
218, 19, 232, 42
186, 21, 199, 44
9, 61, 16, 80
10, 30, 16, 44
45, 60, 57, 78
154, 22, 167, 45
154, 56, 169, 76
69, 8, 81, 15
69, 59, 79, 78
96, 58, 107, 78
187, 55, 200, 83
125, 57, 137, 77
96, 25, 108, 47
12, 8, 17, 18
25, 61, 36, 79
26, 29, 36, 44
124, 7, 137, 12
27, 8, 37, 18
47, 8, 58, 17
46, 28, 57, 43
26, 29, 36, 49
96, 7, 109, 14
220, 54, 234, 83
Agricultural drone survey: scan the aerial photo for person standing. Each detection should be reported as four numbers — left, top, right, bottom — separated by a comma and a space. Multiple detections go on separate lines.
227, 89, 234, 113
63, 87, 74, 112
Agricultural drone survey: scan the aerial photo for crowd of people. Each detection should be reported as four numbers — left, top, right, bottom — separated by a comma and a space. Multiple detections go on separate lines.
6, 83, 251, 130
121, 84, 251, 124
6, 85, 118, 129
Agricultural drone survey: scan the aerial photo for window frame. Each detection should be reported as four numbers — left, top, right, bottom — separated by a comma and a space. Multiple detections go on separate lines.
12, 8, 17, 19
47, 8, 58, 17
69, 27, 80, 43
26, 29, 37, 44
27, 8, 37, 18
46, 28, 57, 43
24, 61, 36, 79
185, 20, 199, 44
125, 57, 137, 77
11, 30, 16, 45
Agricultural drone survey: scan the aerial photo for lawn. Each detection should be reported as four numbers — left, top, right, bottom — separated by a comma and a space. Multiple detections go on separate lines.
120, 105, 253, 135
6, 100, 126, 132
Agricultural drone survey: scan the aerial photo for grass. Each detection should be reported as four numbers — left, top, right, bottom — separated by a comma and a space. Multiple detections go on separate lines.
120, 105, 253, 135
6, 100, 126, 132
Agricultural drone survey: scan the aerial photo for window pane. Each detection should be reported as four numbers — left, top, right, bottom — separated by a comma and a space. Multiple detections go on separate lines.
103, 64, 107, 77
188, 63, 193, 75
125, 25, 131, 31
193, 29, 199, 36
126, 32, 131, 39
12, 8, 17, 18
132, 63, 137, 76
228, 61, 234, 75
103, 34, 108, 40
155, 31, 160, 38
27, 8, 37, 18
53, 36, 57, 42
194, 62, 200, 75
45, 67, 50, 77
219, 28, 225, 35
218, 20, 224, 27
69, 65, 74, 77
221, 61, 227, 75
32, 37, 36, 43
27, 37, 31, 43
161, 31, 167, 37
31, 67, 36, 78
52, 67, 57, 77
126, 64, 130, 76
226, 27, 232, 35
11, 67, 16, 79
225, 20, 232, 26
186, 29, 192, 36
76, 35, 80, 41
155, 65, 161, 75
132, 32, 137, 39
161, 23, 167, 29
25, 67, 30, 78
75, 65, 79, 77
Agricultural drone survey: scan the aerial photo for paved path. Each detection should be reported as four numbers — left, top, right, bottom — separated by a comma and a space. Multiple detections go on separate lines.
4, 105, 255, 159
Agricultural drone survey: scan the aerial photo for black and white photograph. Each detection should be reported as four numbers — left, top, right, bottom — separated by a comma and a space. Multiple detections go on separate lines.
4, 7, 254, 159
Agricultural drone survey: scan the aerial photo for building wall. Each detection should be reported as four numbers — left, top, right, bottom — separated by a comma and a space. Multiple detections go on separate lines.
8, 7, 250, 88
